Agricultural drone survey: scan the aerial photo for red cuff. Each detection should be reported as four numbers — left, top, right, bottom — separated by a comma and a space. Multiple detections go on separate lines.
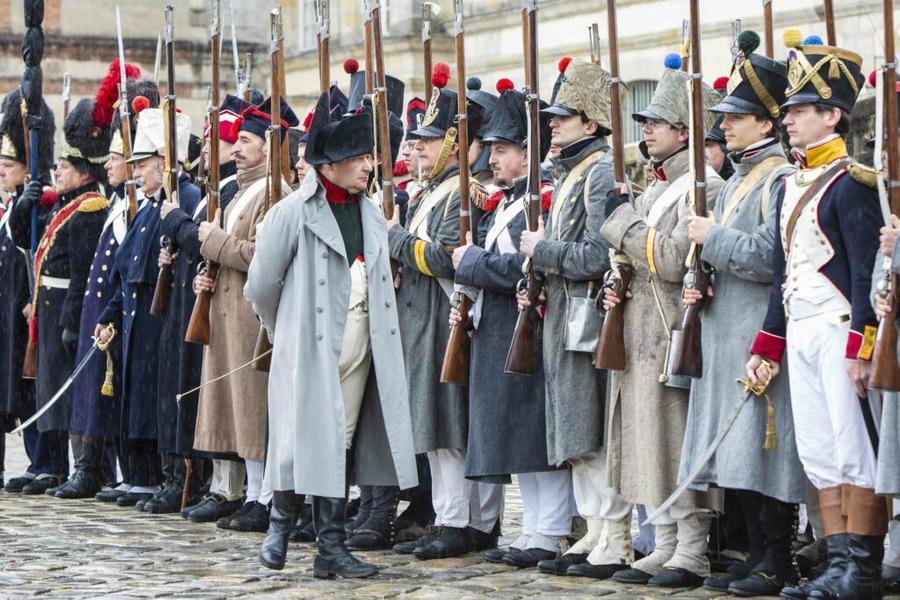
846, 326, 877, 361
750, 331, 786, 363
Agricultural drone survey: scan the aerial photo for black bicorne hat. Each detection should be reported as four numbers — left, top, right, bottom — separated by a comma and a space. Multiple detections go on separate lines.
481, 81, 552, 160
412, 63, 458, 139
305, 92, 374, 166
711, 31, 789, 119
781, 29, 865, 113
343, 58, 406, 118
0, 87, 55, 173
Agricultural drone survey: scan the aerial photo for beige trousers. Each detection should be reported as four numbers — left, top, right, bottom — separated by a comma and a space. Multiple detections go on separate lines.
339, 260, 372, 448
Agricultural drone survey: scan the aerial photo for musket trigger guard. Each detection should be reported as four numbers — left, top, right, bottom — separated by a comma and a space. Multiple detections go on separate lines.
196, 259, 209, 277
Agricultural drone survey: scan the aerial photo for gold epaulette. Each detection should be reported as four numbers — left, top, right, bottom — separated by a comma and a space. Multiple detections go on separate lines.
77, 195, 110, 213
847, 162, 878, 190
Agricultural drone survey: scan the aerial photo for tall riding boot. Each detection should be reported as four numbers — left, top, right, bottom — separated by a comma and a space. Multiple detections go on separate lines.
729, 496, 799, 596
808, 486, 888, 600
312, 496, 378, 578
54, 436, 103, 499
782, 487, 849, 600
706, 490, 767, 591
259, 491, 301, 570
347, 485, 400, 550
346, 486, 373, 536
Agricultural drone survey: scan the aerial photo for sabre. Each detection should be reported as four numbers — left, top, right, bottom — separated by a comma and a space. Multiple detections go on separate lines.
12, 326, 117, 435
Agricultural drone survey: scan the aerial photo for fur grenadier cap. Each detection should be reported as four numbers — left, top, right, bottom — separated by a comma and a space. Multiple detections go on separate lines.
0, 87, 55, 173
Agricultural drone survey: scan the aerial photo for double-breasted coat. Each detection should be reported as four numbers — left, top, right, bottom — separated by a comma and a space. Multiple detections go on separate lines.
244, 170, 418, 498
193, 163, 280, 461
600, 149, 724, 509
530, 137, 614, 466
388, 166, 468, 453
676, 141, 807, 504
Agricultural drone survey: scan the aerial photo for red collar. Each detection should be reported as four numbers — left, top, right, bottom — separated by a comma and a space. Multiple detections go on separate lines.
652, 163, 668, 182
320, 174, 357, 204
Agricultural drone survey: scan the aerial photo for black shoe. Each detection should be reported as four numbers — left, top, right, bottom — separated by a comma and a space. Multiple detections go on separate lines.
345, 487, 373, 536
483, 548, 509, 564
566, 561, 628, 579
613, 567, 654, 584
259, 492, 301, 570
4, 475, 34, 493
538, 553, 588, 576
469, 520, 501, 552
142, 486, 184, 514
884, 574, 900, 595
414, 526, 472, 560
781, 534, 850, 600
187, 494, 242, 523
230, 502, 270, 533
54, 470, 102, 499
729, 571, 791, 597
393, 525, 439, 555
115, 491, 153, 507
807, 534, 885, 600
95, 487, 128, 502
705, 572, 746, 592
311, 495, 378, 579
647, 567, 705, 588
504, 547, 558, 569
43, 481, 66, 496
217, 501, 252, 529
22, 476, 64, 495
290, 512, 317, 543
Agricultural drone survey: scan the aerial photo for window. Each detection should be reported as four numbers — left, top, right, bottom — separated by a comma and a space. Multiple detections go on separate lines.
299, 0, 316, 50
625, 80, 658, 144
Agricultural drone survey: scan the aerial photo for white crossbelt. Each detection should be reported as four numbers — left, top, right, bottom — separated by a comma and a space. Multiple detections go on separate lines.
41, 276, 70, 289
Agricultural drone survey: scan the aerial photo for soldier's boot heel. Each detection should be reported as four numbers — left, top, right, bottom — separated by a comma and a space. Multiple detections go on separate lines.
312, 496, 378, 579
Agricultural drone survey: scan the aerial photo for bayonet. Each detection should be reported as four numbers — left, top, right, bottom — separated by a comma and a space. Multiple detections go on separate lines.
61, 73, 70, 121
116, 5, 138, 221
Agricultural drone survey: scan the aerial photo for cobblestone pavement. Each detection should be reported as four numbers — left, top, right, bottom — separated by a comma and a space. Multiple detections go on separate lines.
0, 434, 896, 599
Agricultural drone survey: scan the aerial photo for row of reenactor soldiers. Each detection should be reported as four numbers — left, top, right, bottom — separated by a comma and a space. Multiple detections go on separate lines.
0, 15, 898, 600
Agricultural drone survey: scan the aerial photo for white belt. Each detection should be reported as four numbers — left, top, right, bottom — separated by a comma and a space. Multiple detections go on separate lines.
41, 276, 70, 289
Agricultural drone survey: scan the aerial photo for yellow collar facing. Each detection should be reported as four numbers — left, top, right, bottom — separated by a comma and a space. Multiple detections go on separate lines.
805, 135, 848, 169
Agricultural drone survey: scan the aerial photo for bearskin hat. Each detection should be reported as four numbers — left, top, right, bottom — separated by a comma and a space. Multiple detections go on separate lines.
0, 87, 56, 175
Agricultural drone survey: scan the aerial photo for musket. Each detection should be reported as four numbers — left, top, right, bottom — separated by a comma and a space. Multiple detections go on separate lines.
680, 18, 690, 72
370, 0, 395, 222
116, 6, 138, 222
252, 8, 284, 373
62, 73, 71, 122
823, 0, 836, 46
316, 0, 330, 97
185, 0, 222, 346
229, 0, 244, 97
869, 0, 900, 391
150, 4, 178, 316
589, 23, 601, 66
439, 0, 472, 385
243, 52, 253, 102
594, 0, 632, 371
422, 2, 436, 106
762, 0, 774, 58
669, 0, 712, 379
363, 0, 375, 93
274, 8, 291, 186
505, 0, 543, 375
731, 19, 742, 60
21, 0, 45, 380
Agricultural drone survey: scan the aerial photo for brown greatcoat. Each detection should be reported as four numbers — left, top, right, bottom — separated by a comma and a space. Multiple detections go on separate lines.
193, 162, 287, 461
599, 149, 724, 510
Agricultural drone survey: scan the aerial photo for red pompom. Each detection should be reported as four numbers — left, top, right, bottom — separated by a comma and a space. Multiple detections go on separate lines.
541, 184, 553, 212
229, 116, 244, 141
869, 69, 879, 88
713, 76, 729, 91
432, 62, 451, 88
40, 186, 58, 207
302, 110, 314, 132
496, 78, 515, 93
558, 56, 573, 74
393, 159, 409, 178
92, 59, 141, 129
131, 96, 150, 114
483, 190, 504, 213
343, 58, 359, 74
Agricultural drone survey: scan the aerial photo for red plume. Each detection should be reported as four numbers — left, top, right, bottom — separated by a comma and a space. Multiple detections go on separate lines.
131, 96, 150, 115
302, 110, 315, 132
869, 69, 878, 88
496, 78, 515, 93
713, 76, 729, 91
93, 59, 142, 128
343, 58, 360, 74
432, 62, 451, 89
558, 56, 573, 74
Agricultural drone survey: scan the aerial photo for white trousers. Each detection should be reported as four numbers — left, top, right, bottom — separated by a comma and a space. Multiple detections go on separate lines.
245, 459, 272, 504
517, 470, 573, 551
786, 318, 880, 489
427, 448, 504, 532
569, 451, 632, 520
210, 458, 246, 502
339, 309, 372, 449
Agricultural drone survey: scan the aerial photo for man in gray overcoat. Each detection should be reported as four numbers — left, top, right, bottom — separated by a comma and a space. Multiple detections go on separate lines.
600, 59, 724, 588
517, 57, 633, 579
245, 93, 418, 579
679, 33, 807, 596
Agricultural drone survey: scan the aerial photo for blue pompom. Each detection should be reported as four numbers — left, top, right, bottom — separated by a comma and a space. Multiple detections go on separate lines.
664, 53, 682, 69
803, 35, 824, 45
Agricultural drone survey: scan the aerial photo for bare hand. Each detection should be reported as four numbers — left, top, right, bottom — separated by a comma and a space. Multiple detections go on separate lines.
21, 304, 32, 320
687, 215, 715, 245
160, 200, 179, 220
94, 323, 113, 345
602, 287, 633, 311
682, 285, 714, 308
158, 247, 174, 268
876, 295, 892, 320
386, 203, 400, 229
879, 214, 900, 258
519, 216, 545, 258
746, 354, 780, 386
847, 360, 872, 397
448, 306, 462, 327
193, 274, 216, 295
452, 231, 473, 270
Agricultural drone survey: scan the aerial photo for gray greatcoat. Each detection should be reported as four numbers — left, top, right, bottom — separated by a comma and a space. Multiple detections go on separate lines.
388, 166, 467, 454
677, 142, 807, 504
600, 149, 724, 509
531, 137, 615, 466
244, 170, 418, 498
873, 249, 900, 500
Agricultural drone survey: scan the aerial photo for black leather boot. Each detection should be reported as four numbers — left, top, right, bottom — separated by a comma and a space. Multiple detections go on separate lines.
346, 486, 373, 536
54, 437, 103, 499
259, 491, 301, 570
312, 496, 378, 578
730, 497, 799, 597
781, 534, 850, 600
347, 485, 399, 550
143, 456, 185, 514
706, 490, 766, 591
413, 526, 473, 560
807, 534, 885, 600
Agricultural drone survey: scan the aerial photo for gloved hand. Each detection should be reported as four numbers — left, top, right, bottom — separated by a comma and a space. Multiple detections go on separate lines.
605, 189, 630, 218
14, 180, 43, 217
61, 327, 78, 357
